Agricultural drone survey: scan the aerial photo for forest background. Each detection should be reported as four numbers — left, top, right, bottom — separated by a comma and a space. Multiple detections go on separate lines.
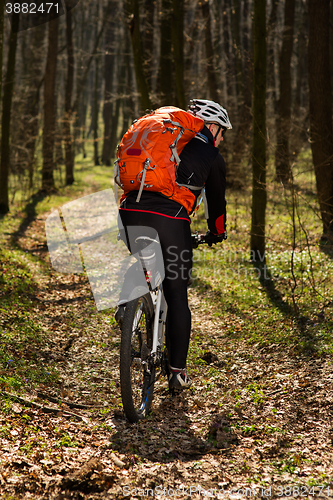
0, 0, 333, 498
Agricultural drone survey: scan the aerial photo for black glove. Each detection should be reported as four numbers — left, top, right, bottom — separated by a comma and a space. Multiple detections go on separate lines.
191, 233, 205, 249
192, 235, 199, 249
204, 230, 226, 247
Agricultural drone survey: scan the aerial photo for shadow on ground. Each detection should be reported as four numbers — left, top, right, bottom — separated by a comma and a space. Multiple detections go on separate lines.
109, 395, 237, 463
320, 235, 333, 261
10, 190, 51, 244
253, 261, 321, 356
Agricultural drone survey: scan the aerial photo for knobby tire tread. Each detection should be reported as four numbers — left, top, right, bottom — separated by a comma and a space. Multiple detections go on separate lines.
120, 294, 155, 423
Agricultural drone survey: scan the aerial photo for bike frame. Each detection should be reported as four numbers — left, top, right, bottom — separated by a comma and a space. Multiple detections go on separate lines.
150, 285, 167, 360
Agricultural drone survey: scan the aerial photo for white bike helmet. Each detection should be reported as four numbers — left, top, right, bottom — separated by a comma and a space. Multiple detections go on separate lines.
189, 99, 232, 130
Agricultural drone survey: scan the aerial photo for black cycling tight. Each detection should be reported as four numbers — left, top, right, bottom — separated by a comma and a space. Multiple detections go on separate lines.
119, 209, 192, 369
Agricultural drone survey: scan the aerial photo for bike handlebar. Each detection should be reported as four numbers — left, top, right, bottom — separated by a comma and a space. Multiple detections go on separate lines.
191, 233, 206, 248
191, 230, 227, 249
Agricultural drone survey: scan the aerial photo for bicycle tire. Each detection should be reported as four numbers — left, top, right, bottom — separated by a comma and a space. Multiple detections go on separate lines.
120, 293, 155, 422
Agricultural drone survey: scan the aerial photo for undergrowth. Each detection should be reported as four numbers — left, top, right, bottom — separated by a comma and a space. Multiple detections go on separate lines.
1, 146, 333, 401
0, 249, 59, 394
190, 148, 333, 356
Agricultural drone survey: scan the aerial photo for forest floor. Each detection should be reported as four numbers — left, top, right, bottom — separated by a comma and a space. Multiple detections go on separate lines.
1, 162, 333, 499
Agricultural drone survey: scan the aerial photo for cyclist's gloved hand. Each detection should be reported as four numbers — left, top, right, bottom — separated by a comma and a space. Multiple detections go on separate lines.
204, 230, 226, 247
191, 234, 199, 249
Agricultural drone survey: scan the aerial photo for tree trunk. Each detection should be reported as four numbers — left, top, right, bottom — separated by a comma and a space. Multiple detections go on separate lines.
229, 0, 253, 187
42, 17, 59, 191
64, 7, 75, 185
308, 0, 333, 238
102, 0, 118, 166
142, 0, 155, 91
78, 87, 88, 158
0, 12, 19, 214
171, 0, 186, 109
110, 41, 128, 157
242, 0, 252, 112
125, 0, 151, 112
72, 3, 112, 119
159, 0, 173, 105
120, 27, 136, 139
24, 24, 46, 189
222, 0, 234, 102
0, 0, 4, 106
184, 2, 199, 80
267, 0, 279, 111
291, 0, 308, 156
201, 0, 219, 102
71, 4, 109, 171
275, 0, 296, 185
231, 0, 243, 105
331, 0, 333, 102
250, 0, 267, 262
93, 57, 100, 166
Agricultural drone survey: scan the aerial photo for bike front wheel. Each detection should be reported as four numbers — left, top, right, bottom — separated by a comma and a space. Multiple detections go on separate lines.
120, 294, 155, 422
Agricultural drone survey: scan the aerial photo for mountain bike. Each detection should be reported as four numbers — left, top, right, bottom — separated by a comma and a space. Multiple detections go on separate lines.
119, 232, 207, 423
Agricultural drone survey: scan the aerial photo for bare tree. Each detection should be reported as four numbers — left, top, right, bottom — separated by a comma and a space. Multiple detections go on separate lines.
171, 0, 186, 109
42, 17, 59, 191
250, 0, 267, 261
72, 2, 113, 136
93, 56, 100, 166
102, 0, 118, 165
308, 0, 333, 239
221, 0, 234, 103
23, 24, 46, 188
142, 0, 155, 91
230, 0, 253, 184
275, 0, 296, 185
159, 0, 173, 105
0, 12, 20, 214
64, 5, 75, 185
0, 0, 4, 106
291, 0, 308, 155
125, 0, 151, 112
201, 0, 219, 102
267, 0, 279, 111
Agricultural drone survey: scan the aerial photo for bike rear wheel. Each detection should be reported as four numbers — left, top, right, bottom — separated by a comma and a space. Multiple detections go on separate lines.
120, 294, 155, 422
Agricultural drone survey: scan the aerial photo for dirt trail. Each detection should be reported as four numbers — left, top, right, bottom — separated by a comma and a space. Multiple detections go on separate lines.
1, 214, 333, 499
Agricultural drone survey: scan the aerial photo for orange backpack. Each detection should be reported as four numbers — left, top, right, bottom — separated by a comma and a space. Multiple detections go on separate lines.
114, 107, 205, 214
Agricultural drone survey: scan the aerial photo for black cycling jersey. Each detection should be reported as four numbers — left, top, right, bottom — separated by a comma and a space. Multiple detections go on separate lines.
177, 125, 227, 234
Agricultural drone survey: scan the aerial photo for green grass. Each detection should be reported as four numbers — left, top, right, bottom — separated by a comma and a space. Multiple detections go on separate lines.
1, 145, 333, 402
0, 148, 118, 399
55, 431, 81, 448
189, 149, 333, 356
0, 248, 60, 392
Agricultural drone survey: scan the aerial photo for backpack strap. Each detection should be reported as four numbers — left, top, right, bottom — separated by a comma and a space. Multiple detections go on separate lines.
177, 184, 203, 191
202, 188, 209, 219
192, 188, 209, 219
164, 118, 203, 166
194, 132, 209, 143
164, 120, 185, 166
114, 158, 122, 203
136, 158, 154, 202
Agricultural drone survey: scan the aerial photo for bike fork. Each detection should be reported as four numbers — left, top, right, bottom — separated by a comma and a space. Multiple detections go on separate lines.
151, 287, 167, 358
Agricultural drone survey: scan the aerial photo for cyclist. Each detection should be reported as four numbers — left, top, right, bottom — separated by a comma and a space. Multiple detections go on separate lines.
116, 99, 232, 392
